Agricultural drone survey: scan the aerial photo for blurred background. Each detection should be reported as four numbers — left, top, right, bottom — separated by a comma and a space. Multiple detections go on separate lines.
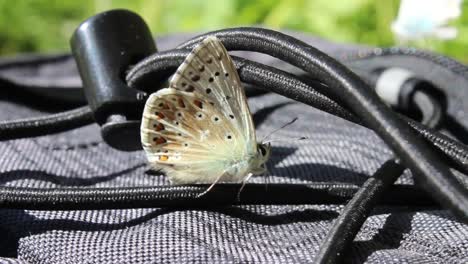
0, 0, 467, 61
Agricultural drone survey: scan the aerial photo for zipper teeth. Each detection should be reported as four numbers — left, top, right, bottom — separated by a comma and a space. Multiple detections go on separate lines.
341, 47, 468, 78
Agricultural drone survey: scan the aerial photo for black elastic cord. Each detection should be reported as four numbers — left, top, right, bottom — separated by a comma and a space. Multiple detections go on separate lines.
0, 183, 432, 210
313, 160, 406, 264
0, 106, 93, 140
404, 116, 468, 175
412, 90, 444, 129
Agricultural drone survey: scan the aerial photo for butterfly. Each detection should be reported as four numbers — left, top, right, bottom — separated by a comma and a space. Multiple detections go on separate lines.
140, 36, 271, 191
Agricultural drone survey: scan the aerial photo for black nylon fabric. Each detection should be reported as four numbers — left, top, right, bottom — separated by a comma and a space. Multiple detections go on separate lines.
0, 32, 467, 263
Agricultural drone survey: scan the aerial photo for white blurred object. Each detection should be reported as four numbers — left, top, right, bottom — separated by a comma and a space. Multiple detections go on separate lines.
392, 0, 462, 40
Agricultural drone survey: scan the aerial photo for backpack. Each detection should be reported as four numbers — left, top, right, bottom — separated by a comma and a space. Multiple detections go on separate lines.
1, 10, 467, 263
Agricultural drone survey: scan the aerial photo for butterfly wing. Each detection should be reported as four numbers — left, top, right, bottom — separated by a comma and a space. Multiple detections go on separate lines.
170, 36, 257, 153
141, 37, 257, 184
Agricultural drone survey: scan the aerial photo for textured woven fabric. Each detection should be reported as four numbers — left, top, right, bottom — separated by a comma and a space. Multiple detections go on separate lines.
0, 32, 467, 263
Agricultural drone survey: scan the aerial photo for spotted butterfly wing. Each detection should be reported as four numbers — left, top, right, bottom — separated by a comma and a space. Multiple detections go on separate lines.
141, 37, 262, 185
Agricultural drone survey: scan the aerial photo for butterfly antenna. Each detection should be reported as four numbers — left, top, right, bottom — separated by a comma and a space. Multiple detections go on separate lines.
262, 117, 299, 143
263, 136, 308, 144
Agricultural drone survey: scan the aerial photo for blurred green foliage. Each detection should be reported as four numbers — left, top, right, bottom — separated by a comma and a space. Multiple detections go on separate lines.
1, 0, 468, 61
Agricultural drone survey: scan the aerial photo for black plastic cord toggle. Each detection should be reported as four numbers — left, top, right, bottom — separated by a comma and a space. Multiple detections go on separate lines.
71, 9, 156, 151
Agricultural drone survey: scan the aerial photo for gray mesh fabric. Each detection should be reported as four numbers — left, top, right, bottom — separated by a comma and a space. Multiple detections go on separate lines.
0, 32, 467, 263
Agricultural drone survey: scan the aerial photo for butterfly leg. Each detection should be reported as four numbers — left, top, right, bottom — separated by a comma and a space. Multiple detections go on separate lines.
196, 173, 226, 198
236, 173, 253, 202
264, 163, 271, 192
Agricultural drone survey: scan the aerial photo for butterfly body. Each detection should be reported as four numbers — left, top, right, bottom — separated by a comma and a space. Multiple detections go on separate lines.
141, 37, 270, 185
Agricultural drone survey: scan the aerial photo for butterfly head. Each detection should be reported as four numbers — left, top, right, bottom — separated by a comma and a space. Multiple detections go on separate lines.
250, 143, 271, 175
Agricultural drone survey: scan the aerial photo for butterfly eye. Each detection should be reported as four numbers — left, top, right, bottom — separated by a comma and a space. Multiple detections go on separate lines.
259, 145, 267, 156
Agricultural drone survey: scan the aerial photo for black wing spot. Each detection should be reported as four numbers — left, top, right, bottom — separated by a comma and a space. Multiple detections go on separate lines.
208, 77, 214, 83
185, 85, 195, 92
215, 72, 220, 76
191, 75, 200, 82
225, 72, 229, 77
196, 112, 205, 120
206, 88, 212, 94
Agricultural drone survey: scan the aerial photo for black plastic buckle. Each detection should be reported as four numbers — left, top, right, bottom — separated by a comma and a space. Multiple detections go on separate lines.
71, 9, 156, 151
